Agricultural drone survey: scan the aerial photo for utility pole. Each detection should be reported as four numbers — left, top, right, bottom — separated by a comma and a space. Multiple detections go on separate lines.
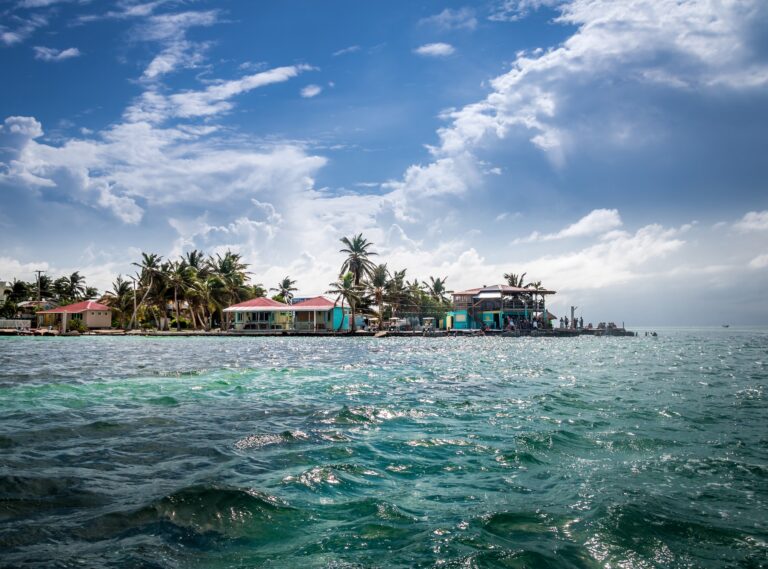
34, 270, 45, 301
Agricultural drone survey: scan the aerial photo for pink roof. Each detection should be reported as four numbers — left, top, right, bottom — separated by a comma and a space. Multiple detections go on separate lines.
292, 296, 336, 311
38, 300, 112, 314
224, 297, 290, 311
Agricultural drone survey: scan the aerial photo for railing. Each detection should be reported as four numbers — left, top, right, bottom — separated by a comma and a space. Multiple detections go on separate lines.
0, 319, 31, 329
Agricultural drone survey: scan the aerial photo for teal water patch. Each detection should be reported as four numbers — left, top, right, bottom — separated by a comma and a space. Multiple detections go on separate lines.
0, 330, 766, 567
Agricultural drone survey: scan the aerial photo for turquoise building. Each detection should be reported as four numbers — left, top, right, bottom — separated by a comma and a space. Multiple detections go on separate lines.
442, 285, 555, 330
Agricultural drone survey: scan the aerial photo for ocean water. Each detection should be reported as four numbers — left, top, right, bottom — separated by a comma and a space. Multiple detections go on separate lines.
0, 330, 766, 568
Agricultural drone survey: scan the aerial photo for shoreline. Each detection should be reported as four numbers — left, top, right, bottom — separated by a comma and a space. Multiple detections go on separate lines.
0, 328, 637, 338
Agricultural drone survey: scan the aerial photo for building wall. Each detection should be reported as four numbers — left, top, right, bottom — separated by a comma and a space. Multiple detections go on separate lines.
84, 310, 112, 329
331, 307, 350, 331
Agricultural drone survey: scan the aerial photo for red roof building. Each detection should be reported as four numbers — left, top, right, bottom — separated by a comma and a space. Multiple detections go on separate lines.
37, 300, 112, 314
37, 300, 113, 330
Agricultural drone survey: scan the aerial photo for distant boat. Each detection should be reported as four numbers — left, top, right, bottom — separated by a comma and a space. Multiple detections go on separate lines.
722, 324, 730, 328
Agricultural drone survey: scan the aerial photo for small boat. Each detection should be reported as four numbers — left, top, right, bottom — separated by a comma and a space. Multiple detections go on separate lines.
722, 324, 730, 328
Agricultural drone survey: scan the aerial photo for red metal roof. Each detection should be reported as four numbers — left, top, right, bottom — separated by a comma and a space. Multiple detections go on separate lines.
224, 297, 290, 310
292, 296, 336, 311
38, 300, 112, 314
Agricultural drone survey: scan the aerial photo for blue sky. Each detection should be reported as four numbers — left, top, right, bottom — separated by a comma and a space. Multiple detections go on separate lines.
1, 0, 767, 325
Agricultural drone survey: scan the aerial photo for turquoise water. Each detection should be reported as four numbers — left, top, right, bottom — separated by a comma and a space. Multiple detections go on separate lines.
1, 330, 766, 568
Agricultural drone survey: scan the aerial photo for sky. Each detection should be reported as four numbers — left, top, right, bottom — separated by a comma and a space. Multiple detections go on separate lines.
1, 0, 767, 326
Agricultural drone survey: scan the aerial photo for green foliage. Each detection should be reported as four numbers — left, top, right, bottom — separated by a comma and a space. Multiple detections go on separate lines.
67, 318, 88, 333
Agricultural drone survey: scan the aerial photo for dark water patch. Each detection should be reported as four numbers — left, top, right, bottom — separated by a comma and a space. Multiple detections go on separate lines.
78, 485, 303, 543
0, 475, 106, 521
146, 396, 180, 406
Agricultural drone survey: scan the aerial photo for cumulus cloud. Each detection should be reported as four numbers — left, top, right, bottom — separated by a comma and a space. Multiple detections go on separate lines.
419, 8, 477, 31
513, 208, 622, 243
33, 46, 81, 61
734, 210, 768, 232
414, 43, 455, 57
300, 84, 322, 98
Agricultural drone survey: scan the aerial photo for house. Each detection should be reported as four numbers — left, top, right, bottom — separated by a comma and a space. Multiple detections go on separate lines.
292, 296, 350, 331
0, 281, 11, 304
37, 300, 113, 331
224, 297, 293, 331
442, 284, 556, 330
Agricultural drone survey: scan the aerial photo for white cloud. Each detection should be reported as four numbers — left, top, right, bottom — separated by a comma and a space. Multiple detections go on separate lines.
513, 208, 622, 243
33, 46, 81, 61
414, 43, 455, 57
734, 210, 768, 232
0, 13, 47, 46
489, 0, 561, 22
126, 64, 313, 122
300, 84, 322, 98
749, 253, 768, 270
333, 45, 360, 57
420, 8, 477, 31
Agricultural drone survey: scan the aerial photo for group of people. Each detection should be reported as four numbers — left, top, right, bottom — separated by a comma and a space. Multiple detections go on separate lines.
502, 316, 539, 331
559, 316, 584, 329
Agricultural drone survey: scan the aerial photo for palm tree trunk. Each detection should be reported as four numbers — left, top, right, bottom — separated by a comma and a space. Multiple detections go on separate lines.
130, 275, 153, 329
174, 287, 180, 332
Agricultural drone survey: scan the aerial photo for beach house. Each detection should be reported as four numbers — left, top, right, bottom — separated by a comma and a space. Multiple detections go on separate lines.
442, 284, 556, 330
292, 296, 350, 331
224, 297, 294, 330
37, 300, 113, 331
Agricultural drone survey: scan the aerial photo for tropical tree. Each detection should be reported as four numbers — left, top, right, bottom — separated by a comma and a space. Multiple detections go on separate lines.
209, 251, 250, 328
504, 272, 527, 287
339, 233, 377, 285
131, 253, 163, 329
367, 263, 389, 319
251, 283, 267, 298
384, 268, 407, 318
327, 272, 363, 332
103, 276, 134, 328
9, 279, 31, 302
271, 276, 298, 304
166, 261, 194, 331
64, 271, 87, 300
32, 274, 54, 300
424, 276, 449, 303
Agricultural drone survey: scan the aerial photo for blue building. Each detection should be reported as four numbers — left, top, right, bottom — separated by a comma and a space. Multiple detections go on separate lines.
442, 285, 556, 330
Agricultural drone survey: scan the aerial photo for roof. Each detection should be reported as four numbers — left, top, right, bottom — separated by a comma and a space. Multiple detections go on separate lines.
38, 300, 112, 314
453, 284, 556, 296
292, 296, 337, 312
223, 297, 291, 313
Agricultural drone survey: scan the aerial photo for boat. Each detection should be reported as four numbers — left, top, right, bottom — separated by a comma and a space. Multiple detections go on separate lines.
722, 324, 730, 328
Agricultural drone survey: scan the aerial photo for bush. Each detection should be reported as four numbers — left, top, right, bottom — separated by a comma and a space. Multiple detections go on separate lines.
67, 318, 88, 333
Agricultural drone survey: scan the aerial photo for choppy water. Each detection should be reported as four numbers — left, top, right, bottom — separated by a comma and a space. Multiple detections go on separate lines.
1, 330, 766, 568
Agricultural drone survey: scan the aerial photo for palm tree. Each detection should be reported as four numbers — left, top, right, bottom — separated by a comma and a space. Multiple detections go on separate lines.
104, 276, 133, 328
166, 261, 194, 331
271, 276, 298, 304
67, 272, 87, 300
424, 276, 449, 303
384, 268, 407, 318
32, 274, 54, 300
339, 233, 377, 285
327, 272, 363, 332
504, 272, 527, 287
251, 283, 267, 298
131, 253, 163, 329
367, 263, 389, 320
209, 251, 250, 329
